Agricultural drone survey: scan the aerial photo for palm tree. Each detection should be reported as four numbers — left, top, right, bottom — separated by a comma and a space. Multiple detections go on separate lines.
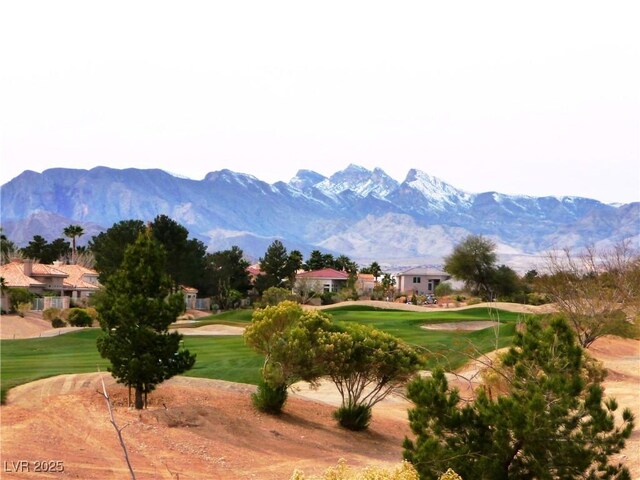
63, 224, 84, 264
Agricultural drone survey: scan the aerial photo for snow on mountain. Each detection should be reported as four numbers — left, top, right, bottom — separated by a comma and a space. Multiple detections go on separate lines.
402, 169, 471, 207
313, 164, 399, 199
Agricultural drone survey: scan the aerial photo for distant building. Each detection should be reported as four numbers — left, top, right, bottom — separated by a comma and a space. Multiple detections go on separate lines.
395, 267, 450, 296
295, 268, 350, 293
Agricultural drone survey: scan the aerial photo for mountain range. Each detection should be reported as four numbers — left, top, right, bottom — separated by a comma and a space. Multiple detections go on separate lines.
1, 165, 638, 270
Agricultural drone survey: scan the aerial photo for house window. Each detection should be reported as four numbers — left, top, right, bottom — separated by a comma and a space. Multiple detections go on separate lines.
412, 277, 421, 284
323, 283, 331, 292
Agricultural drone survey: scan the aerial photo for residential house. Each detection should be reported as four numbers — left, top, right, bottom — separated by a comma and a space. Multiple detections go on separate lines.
55, 263, 102, 306
395, 267, 451, 296
355, 273, 377, 297
0, 260, 101, 310
295, 268, 350, 294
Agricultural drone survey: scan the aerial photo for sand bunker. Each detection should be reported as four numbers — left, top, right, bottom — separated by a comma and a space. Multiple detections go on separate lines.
174, 324, 245, 336
422, 321, 500, 331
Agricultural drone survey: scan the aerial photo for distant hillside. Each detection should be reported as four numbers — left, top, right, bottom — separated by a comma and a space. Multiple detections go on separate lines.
1, 165, 637, 267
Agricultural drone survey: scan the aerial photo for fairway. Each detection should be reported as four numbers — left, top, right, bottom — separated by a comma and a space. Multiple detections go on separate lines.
1, 306, 531, 402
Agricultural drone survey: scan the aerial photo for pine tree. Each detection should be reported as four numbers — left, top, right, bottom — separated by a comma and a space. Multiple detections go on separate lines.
403, 316, 634, 479
96, 229, 196, 409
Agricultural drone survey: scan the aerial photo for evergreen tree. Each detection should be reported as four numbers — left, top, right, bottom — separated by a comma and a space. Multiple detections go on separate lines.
208, 246, 251, 309
96, 229, 196, 409
403, 316, 634, 479
259, 240, 295, 290
89, 220, 146, 282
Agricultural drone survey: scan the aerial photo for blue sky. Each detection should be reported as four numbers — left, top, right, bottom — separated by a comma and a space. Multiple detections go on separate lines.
1, 1, 638, 204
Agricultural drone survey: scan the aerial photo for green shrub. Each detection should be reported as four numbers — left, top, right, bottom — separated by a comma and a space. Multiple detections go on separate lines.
527, 292, 550, 306
435, 282, 453, 297
67, 308, 93, 327
43, 307, 63, 322
262, 287, 299, 306
466, 297, 482, 306
320, 292, 337, 305
333, 404, 372, 431
8, 288, 34, 312
251, 380, 288, 414
51, 317, 66, 328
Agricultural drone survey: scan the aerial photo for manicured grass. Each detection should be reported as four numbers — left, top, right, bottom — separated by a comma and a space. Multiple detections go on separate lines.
1, 328, 262, 403
1, 306, 533, 402
322, 306, 527, 370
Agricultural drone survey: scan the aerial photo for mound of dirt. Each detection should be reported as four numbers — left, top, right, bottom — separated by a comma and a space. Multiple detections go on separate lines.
1, 374, 409, 479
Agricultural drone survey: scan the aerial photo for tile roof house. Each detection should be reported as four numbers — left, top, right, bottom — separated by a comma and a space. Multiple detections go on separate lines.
0, 260, 101, 310
295, 268, 350, 293
395, 267, 451, 296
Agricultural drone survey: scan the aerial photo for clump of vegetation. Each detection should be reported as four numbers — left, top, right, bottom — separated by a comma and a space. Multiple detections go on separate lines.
8, 288, 33, 314
290, 459, 420, 480
15, 302, 31, 317
67, 308, 93, 327
320, 323, 421, 431
244, 301, 331, 414
260, 287, 300, 307
251, 380, 288, 414
51, 317, 66, 328
43, 307, 62, 322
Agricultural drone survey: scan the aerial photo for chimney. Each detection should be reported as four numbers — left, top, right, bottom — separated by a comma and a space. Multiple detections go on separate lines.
24, 259, 33, 276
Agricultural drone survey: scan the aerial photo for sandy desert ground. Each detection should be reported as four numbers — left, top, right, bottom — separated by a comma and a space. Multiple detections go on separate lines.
1, 304, 638, 479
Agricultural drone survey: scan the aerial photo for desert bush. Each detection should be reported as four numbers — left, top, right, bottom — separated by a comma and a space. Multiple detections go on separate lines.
320, 292, 337, 305
16, 302, 31, 317
526, 292, 550, 305
290, 459, 420, 480
51, 317, 66, 328
84, 306, 99, 320
337, 287, 358, 302
333, 404, 372, 431
251, 380, 288, 414
262, 287, 299, 306
466, 297, 482, 305
43, 307, 62, 322
434, 282, 453, 297
67, 308, 93, 327
8, 288, 33, 312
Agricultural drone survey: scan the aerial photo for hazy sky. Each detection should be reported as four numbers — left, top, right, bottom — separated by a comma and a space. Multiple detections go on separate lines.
1, 1, 639, 204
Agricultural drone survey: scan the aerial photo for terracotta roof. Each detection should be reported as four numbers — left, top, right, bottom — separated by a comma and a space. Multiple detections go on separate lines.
296, 268, 350, 280
180, 285, 199, 294
55, 264, 101, 291
30, 263, 67, 277
0, 261, 45, 288
357, 273, 375, 281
